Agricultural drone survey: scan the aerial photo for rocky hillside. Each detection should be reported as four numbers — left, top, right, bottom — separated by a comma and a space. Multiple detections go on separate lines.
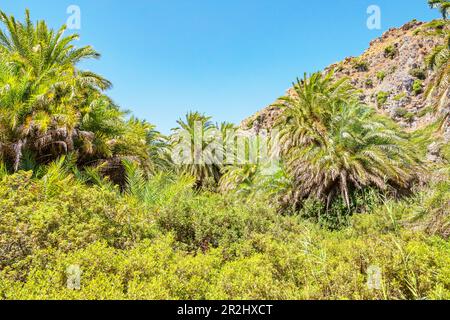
242, 20, 449, 140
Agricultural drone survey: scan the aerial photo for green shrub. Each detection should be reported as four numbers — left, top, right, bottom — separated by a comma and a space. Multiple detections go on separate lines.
1, 172, 450, 300
365, 78, 374, 88
394, 107, 407, 117
409, 68, 427, 80
413, 79, 423, 95
156, 192, 275, 250
417, 106, 434, 117
206, 255, 294, 300
0, 171, 158, 273
404, 112, 415, 123
299, 188, 383, 230
393, 93, 407, 101
377, 91, 390, 106
334, 63, 345, 72
415, 20, 447, 36
384, 45, 398, 59
393, 107, 415, 123
353, 58, 369, 72
1, 163, 450, 301
376, 71, 387, 81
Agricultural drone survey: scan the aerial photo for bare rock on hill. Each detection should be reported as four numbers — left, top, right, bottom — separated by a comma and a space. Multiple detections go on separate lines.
241, 20, 449, 134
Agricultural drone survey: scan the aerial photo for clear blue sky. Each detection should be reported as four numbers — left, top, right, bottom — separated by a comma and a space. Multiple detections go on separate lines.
1, 0, 440, 133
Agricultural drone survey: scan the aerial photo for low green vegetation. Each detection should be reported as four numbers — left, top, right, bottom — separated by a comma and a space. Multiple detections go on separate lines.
393, 93, 407, 101
1, 164, 449, 300
413, 79, 424, 95
405, 113, 416, 123
376, 71, 387, 81
365, 78, 374, 88
418, 105, 434, 117
377, 91, 390, 106
409, 68, 427, 80
352, 58, 369, 72
414, 19, 448, 36
394, 107, 408, 117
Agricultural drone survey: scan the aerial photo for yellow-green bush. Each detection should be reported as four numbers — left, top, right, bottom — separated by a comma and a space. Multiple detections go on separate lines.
1, 170, 450, 300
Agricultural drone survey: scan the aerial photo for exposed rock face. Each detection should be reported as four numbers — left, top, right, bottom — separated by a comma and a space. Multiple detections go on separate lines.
427, 142, 444, 163
242, 20, 449, 136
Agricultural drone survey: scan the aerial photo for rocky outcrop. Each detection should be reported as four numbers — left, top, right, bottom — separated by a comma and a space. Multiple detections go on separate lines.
427, 142, 444, 163
242, 20, 449, 136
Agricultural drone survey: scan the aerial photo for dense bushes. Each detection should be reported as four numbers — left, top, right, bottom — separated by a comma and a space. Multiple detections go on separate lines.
1, 168, 449, 300
157, 192, 276, 251
0, 171, 156, 273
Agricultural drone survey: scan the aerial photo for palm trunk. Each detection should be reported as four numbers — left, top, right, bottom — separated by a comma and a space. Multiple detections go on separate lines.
12, 139, 25, 172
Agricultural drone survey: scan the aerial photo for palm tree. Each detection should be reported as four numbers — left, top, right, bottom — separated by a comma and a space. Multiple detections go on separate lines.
426, 33, 450, 129
0, 10, 109, 87
276, 72, 421, 209
0, 54, 34, 170
0, 10, 169, 183
428, 0, 450, 20
276, 72, 359, 156
0, 10, 110, 170
171, 112, 223, 187
114, 117, 170, 174
219, 163, 259, 192
219, 131, 276, 190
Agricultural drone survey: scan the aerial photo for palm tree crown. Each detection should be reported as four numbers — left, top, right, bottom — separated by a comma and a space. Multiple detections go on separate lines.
276, 72, 422, 209
428, 0, 450, 20
0, 10, 166, 178
171, 112, 224, 187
